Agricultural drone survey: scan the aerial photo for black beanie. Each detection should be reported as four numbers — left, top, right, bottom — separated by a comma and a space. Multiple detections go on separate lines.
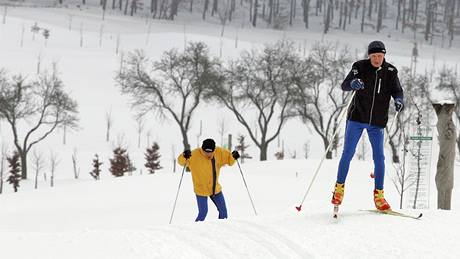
202, 138, 216, 152
368, 41, 386, 55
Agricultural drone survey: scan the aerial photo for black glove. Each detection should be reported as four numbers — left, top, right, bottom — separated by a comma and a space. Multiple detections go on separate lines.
183, 150, 191, 159
232, 150, 240, 160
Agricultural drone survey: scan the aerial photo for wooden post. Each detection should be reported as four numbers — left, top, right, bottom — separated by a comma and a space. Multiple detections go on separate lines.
433, 102, 456, 210
228, 134, 232, 151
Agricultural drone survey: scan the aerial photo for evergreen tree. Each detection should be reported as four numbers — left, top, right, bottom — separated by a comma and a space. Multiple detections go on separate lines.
6, 152, 21, 192
109, 147, 129, 177
235, 135, 252, 163
145, 142, 162, 174
90, 154, 102, 180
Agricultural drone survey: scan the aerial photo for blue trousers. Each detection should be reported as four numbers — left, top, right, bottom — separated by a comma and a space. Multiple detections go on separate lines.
336, 120, 385, 190
195, 192, 228, 221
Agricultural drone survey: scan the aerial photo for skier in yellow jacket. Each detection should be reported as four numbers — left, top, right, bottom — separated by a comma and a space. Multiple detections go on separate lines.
178, 138, 240, 221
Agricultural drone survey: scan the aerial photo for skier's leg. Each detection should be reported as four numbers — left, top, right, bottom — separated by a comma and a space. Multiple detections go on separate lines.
210, 192, 228, 219
336, 120, 365, 184
195, 195, 208, 221
367, 125, 385, 190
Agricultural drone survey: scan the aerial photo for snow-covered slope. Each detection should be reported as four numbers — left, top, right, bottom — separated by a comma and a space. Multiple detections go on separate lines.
0, 159, 459, 258
1, 6, 460, 259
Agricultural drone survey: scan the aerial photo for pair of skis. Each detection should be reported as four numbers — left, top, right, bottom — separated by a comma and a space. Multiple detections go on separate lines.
333, 205, 423, 220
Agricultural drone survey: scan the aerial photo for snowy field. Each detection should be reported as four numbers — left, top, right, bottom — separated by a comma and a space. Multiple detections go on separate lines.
0, 6, 460, 259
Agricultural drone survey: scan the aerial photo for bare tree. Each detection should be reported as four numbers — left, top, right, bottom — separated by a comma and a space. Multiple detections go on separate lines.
0, 142, 7, 194
235, 134, 252, 163
436, 67, 460, 155
72, 148, 80, 179
116, 42, 222, 151
49, 150, 59, 187
208, 41, 300, 160
291, 42, 353, 159
0, 68, 79, 179
135, 115, 145, 148
105, 109, 113, 142
302, 0, 312, 28
218, 118, 227, 146
32, 149, 45, 189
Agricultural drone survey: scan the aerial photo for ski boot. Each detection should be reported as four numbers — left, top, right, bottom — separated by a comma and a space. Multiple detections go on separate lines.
374, 189, 391, 211
331, 183, 345, 205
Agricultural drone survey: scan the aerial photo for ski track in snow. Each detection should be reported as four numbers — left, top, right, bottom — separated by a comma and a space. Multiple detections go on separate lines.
233, 219, 314, 258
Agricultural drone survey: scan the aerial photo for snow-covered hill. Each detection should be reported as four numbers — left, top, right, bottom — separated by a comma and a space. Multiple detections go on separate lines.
1, 6, 460, 258
1, 159, 459, 258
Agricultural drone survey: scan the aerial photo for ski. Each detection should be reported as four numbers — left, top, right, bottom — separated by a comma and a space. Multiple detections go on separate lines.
361, 209, 423, 220
333, 205, 339, 219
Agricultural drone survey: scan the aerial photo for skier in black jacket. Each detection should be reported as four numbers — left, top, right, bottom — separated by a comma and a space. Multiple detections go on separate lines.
331, 40, 404, 211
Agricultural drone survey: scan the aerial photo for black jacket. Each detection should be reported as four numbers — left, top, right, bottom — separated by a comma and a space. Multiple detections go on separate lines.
341, 59, 404, 128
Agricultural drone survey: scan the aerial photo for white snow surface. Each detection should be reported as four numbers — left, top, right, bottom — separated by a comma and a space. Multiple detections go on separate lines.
0, 6, 459, 259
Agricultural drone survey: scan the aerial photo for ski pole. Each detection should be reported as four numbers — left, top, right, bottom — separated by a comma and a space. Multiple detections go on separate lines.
295, 91, 356, 212
169, 163, 187, 224
384, 110, 400, 145
236, 160, 258, 216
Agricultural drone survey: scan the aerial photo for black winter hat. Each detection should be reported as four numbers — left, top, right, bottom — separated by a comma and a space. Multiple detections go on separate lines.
368, 41, 386, 55
202, 138, 216, 152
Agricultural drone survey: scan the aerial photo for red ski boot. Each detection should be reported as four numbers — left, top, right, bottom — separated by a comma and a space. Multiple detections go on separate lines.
331, 183, 345, 205
374, 189, 391, 211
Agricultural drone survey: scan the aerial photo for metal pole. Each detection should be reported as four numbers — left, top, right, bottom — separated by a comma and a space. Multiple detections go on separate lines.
169, 164, 187, 224
296, 91, 356, 211
236, 160, 258, 216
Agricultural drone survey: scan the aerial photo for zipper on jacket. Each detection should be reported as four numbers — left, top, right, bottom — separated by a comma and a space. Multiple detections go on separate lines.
377, 79, 381, 94
369, 67, 382, 125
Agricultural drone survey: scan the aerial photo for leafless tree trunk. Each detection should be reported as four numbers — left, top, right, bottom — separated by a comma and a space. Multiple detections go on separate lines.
324, 0, 333, 34
49, 151, 59, 187
106, 110, 113, 142
102, 0, 107, 20
124, 0, 129, 15
72, 148, 80, 179
0, 144, 7, 194
212, 0, 218, 16
367, 0, 373, 18
424, 0, 434, 41
219, 118, 226, 146
203, 0, 209, 19
32, 150, 45, 189
433, 103, 456, 210
136, 116, 145, 148
303, 0, 311, 28
169, 0, 180, 19
253, 0, 258, 26
376, 0, 383, 32
152, 0, 158, 17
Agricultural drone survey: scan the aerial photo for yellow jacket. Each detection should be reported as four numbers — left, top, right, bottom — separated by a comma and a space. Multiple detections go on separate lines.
178, 146, 236, 196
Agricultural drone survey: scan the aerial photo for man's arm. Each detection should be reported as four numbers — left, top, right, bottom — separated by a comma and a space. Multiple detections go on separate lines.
341, 63, 360, 91
389, 67, 404, 100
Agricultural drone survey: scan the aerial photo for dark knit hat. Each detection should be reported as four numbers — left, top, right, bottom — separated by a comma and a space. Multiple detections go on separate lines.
368, 41, 386, 55
202, 138, 216, 152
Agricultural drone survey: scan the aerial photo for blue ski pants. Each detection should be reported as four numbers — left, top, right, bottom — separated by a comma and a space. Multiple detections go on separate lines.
336, 120, 385, 190
195, 192, 228, 221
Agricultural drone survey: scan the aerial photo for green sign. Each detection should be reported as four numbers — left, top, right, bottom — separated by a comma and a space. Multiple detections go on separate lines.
410, 136, 433, 141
